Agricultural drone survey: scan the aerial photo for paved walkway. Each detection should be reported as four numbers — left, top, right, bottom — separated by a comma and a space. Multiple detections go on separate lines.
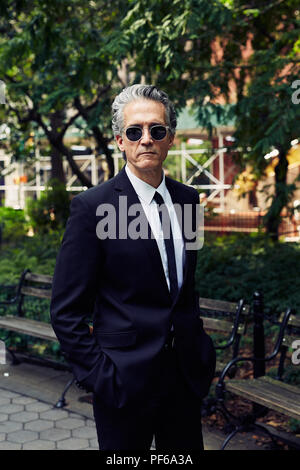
0, 358, 264, 451
0, 388, 98, 450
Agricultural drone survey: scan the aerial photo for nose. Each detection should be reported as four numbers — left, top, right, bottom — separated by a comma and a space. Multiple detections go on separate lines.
140, 128, 153, 145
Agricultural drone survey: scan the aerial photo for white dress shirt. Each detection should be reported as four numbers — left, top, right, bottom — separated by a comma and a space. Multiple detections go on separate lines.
125, 164, 185, 292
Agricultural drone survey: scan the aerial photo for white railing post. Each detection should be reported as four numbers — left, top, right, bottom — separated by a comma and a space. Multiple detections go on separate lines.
36, 147, 41, 199
181, 142, 186, 183
218, 133, 225, 212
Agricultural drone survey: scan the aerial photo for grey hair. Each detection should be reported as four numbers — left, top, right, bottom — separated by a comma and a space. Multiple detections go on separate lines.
112, 84, 177, 137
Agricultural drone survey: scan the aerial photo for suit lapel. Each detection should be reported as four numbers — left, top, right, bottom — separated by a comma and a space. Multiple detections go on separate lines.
165, 176, 194, 289
113, 166, 170, 297
112, 167, 196, 303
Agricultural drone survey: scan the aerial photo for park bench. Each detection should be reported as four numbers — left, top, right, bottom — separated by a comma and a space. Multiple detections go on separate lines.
215, 294, 300, 450
0, 272, 252, 411
0, 269, 74, 408
199, 296, 250, 416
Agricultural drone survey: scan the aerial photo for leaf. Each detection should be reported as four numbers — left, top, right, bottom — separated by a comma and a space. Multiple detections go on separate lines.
265, 420, 280, 428
243, 9, 260, 17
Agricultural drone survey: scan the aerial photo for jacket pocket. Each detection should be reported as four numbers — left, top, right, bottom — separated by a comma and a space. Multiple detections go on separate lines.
93, 329, 137, 348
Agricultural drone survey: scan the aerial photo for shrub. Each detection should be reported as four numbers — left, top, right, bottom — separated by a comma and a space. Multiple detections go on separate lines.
0, 206, 28, 244
196, 233, 300, 314
26, 178, 70, 234
0, 230, 63, 284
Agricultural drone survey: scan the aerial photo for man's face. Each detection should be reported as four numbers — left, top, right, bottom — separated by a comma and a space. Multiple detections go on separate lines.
115, 99, 174, 179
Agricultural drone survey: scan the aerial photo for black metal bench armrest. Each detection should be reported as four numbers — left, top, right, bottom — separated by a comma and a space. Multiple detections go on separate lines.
215, 299, 246, 351
0, 269, 31, 315
215, 307, 293, 401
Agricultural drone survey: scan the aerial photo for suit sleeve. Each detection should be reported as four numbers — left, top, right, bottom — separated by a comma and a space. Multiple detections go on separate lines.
50, 194, 115, 395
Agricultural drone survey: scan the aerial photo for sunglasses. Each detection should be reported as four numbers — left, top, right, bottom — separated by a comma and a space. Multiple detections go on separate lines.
125, 125, 170, 142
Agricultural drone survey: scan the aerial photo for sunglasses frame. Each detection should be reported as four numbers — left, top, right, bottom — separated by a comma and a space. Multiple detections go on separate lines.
124, 124, 170, 142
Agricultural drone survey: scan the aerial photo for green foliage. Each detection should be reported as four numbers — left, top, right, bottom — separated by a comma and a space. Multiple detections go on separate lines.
121, 0, 300, 238
0, 0, 127, 182
0, 228, 64, 362
26, 179, 70, 234
0, 207, 28, 243
195, 233, 300, 314
0, 230, 63, 284
288, 418, 300, 433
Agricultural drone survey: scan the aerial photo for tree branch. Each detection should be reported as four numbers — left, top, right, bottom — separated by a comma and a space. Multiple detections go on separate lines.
74, 95, 114, 178
58, 109, 82, 139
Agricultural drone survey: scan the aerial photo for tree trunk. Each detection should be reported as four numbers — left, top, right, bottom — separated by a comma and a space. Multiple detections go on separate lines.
265, 148, 289, 241
91, 125, 114, 179
50, 144, 66, 184
40, 111, 93, 188
54, 140, 93, 188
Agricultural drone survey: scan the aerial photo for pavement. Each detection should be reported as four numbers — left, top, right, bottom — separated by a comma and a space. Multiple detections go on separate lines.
0, 356, 266, 451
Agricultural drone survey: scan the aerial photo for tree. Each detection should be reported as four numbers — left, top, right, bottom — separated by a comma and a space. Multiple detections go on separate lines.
120, 0, 300, 240
0, 0, 127, 186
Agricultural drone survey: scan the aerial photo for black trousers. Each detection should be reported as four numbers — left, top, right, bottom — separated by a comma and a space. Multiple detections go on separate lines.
92, 343, 204, 451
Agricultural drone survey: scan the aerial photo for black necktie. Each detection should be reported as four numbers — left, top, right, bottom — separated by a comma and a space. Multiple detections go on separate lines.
153, 191, 178, 300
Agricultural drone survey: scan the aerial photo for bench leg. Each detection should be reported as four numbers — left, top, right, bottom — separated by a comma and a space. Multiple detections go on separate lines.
6, 348, 21, 365
221, 426, 241, 450
1, 333, 21, 365
55, 377, 75, 408
221, 422, 281, 450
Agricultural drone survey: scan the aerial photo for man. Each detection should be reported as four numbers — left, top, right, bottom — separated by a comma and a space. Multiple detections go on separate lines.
50, 84, 216, 451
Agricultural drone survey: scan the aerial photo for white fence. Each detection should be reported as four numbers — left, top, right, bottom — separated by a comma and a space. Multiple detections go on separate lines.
0, 138, 232, 210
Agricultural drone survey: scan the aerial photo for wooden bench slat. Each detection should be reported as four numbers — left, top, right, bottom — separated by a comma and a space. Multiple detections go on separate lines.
0, 316, 57, 342
199, 297, 250, 315
202, 317, 234, 333
20, 286, 52, 299
288, 315, 300, 328
25, 273, 53, 284
279, 313, 300, 328
226, 377, 300, 421
228, 376, 300, 402
282, 334, 299, 348
259, 375, 300, 395
199, 297, 238, 314
226, 381, 300, 421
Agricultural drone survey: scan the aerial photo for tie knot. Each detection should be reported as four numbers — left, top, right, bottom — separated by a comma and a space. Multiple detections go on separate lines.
153, 191, 164, 206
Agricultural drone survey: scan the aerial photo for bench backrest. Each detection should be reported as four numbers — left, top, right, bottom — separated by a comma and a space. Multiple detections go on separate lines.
281, 314, 300, 347
20, 272, 53, 300
15, 271, 53, 318
200, 297, 250, 334
199, 297, 251, 355
275, 312, 300, 380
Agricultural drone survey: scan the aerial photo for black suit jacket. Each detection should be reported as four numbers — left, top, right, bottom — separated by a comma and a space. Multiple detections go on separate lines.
50, 166, 216, 408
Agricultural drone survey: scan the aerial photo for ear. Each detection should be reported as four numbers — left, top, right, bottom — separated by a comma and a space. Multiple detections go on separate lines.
115, 134, 125, 152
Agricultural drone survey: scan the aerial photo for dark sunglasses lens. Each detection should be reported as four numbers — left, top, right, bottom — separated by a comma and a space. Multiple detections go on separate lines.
126, 127, 142, 141
151, 126, 167, 140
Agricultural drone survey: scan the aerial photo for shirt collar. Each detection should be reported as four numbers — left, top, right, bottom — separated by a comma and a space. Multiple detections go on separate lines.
125, 164, 167, 205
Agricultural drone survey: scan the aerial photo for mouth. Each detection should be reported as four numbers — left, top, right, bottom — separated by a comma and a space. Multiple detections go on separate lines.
139, 152, 156, 156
